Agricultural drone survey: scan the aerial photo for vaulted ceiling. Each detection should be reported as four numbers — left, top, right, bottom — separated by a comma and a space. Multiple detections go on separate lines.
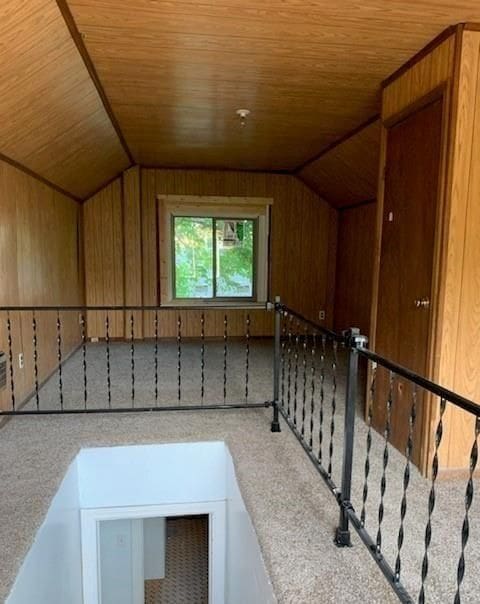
2, 1, 480, 201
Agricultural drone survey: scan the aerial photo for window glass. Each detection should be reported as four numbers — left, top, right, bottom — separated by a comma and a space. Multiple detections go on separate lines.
173, 216, 255, 299
174, 217, 213, 298
215, 219, 254, 297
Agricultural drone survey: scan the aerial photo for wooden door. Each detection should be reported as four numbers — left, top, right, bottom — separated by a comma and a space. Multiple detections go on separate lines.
374, 98, 443, 468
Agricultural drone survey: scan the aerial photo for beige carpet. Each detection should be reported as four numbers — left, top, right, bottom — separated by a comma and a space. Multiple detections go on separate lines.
145, 516, 208, 604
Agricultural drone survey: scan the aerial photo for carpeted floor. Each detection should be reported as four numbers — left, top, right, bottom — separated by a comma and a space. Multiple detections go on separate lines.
22, 339, 274, 410
144, 516, 208, 604
1, 341, 478, 603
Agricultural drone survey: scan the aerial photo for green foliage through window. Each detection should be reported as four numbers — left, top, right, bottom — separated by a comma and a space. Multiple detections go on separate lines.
173, 216, 255, 299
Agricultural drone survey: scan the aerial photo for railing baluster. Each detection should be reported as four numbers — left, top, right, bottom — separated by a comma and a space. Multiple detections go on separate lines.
81, 312, 87, 410
177, 315, 181, 402
309, 332, 316, 450
376, 370, 394, 554
56, 310, 63, 411
293, 323, 300, 426
454, 415, 480, 604
327, 340, 338, 478
418, 397, 447, 604
394, 382, 417, 582
301, 325, 307, 438
361, 362, 377, 528
245, 314, 250, 403
200, 313, 205, 405
154, 310, 159, 406
32, 311, 39, 410
223, 314, 228, 404
105, 312, 111, 408
280, 313, 287, 410
7, 312, 15, 411
286, 315, 293, 418
130, 312, 135, 407
318, 334, 326, 464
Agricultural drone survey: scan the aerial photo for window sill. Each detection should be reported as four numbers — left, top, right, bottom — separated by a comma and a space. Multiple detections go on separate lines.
160, 300, 267, 310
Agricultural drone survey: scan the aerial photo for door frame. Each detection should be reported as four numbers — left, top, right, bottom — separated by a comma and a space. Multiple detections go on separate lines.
370, 82, 453, 475
81, 501, 226, 604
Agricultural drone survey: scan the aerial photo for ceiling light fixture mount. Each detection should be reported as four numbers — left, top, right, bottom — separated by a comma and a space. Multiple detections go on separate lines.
236, 108, 251, 127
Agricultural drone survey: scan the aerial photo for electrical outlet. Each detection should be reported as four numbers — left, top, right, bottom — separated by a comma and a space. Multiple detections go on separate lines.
78, 313, 83, 325
18, 352, 24, 369
319, 310, 326, 321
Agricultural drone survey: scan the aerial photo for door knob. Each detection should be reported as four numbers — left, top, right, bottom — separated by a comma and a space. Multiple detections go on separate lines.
414, 297, 430, 309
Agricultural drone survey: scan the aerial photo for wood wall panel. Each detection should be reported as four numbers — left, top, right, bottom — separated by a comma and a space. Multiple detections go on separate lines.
0, 0, 130, 198
334, 203, 376, 336
437, 29, 480, 469
299, 120, 381, 208
83, 177, 125, 337
83, 168, 336, 338
141, 169, 337, 333
0, 159, 83, 410
123, 165, 143, 337
382, 35, 457, 122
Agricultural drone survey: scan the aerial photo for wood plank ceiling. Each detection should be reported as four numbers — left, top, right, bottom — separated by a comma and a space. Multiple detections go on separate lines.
3, 1, 480, 200
0, 0, 130, 199
299, 119, 381, 208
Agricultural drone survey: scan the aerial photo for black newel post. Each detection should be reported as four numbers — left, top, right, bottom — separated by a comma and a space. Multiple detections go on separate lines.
335, 327, 368, 546
271, 295, 281, 433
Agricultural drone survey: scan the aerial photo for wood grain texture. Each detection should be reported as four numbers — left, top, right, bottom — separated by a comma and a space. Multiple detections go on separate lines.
141, 169, 337, 334
374, 100, 444, 469
123, 165, 143, 337
0, 0, 129, 198
299, 120, 381, 208
372, 27, 480, 473
66, 1, 480, 172
382, 35, 456, 121
334, 203, 376, 336
437, 29, 480, 469
83, 177, 125, 337
0, 159, 83, 410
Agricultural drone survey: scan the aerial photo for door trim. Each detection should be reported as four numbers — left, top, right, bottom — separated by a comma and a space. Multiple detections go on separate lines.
81, 501, 226, 604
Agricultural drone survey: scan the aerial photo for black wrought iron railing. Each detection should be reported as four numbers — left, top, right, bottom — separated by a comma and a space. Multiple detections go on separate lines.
0, 299, 479, 603
0, 304, 273, 414
271, 300, 480, 604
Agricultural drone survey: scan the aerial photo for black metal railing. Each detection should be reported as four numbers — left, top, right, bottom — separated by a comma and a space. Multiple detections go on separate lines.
271, 300, 480, 604
0, 304, 273, 414
1, 299, 479, 603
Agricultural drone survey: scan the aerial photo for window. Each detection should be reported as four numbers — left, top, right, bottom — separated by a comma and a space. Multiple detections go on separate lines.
173, 217, 256, 300
158, 195, 272, 306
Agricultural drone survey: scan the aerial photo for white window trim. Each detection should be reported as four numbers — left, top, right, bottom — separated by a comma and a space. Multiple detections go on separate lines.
157, 195, 273, 307
81, 501, 226, 604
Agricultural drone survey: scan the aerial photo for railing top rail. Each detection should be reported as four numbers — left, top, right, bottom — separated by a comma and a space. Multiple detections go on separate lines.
358, 347, 480, 417
276, 303, 343, 341
277, 302, 480, 417
0, 303, 267, 312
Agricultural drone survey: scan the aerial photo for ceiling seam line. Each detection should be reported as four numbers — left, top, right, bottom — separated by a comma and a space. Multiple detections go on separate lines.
55, 0, 135, 166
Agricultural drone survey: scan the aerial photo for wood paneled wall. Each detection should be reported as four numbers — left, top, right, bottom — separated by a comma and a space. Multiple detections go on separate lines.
0, 160, 83, 410
83, 176, 124, 337
83, 167, 337, 338
334, 203, 376, 336
436, 27, 480, 470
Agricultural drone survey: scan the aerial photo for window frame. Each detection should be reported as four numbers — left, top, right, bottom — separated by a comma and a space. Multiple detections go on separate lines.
157, 195, 272, 307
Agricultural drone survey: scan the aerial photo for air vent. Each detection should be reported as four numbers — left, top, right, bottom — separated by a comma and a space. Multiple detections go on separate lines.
0, 351, 6, 390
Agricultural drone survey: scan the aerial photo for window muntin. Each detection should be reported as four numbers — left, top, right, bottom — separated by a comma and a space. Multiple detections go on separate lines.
173, 216, 256, 300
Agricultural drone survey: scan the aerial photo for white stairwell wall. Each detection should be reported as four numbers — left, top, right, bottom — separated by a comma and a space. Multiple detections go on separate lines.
6, 441, 276, 604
